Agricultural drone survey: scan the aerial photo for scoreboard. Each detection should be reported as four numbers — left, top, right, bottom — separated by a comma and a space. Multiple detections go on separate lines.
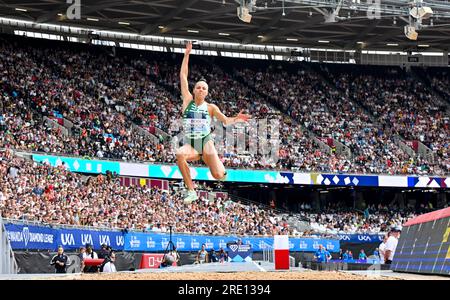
392, 208, 450, 276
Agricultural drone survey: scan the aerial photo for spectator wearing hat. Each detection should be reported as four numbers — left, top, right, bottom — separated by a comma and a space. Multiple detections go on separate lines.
384, 226, 401, 264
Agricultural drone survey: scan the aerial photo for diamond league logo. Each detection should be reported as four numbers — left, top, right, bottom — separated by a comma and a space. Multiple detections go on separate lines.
22, 227, 30, 247
229, 244, 239, 252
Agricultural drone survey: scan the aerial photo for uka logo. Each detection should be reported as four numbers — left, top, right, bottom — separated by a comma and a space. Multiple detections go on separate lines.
116, 236, 124, 246
61, 233, 75, 246
358, 235, 372, 242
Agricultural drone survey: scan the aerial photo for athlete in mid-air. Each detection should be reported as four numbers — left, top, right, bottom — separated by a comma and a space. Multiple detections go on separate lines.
177, 41, 250, 204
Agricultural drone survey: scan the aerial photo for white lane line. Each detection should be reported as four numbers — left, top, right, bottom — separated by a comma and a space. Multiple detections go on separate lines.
253, 261, 267, 272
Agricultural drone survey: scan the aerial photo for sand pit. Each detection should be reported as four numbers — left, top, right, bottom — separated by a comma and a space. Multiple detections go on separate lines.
45, 271, 396, 280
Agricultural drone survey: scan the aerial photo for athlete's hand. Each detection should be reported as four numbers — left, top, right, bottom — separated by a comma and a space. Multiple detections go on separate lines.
185, 41, 192, 55
234, 110, 251, 123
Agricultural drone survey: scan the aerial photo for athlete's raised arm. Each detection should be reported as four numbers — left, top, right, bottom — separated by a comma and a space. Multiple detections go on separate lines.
209, 104, 251, 126
180, 42, 193, 110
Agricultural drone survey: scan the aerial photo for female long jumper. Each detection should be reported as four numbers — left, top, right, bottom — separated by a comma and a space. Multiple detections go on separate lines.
176, 42, 250, 204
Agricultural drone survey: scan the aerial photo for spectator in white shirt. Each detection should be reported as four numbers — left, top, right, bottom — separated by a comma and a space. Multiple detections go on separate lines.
384, 227, 401, 264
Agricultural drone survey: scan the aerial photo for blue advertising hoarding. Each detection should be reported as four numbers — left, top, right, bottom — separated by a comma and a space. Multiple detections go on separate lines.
5, 224, 55, 250
123, 232, 341, 253
336, 234, 384, 244
55, 228, 125, 251
5, 222, 391, 252
32, 154, 450, 189
4, 223, 124, 251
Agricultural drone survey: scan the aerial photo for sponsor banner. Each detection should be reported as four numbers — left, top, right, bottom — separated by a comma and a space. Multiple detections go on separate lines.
5, 223, 124, 251
227, 244, 253, 262
139, 253, 176, 269
55, 228, 125, 251
312, 174, 378, 187
407, 176, 449, 188
5, 224, 55, 250
336, 234, 384, 244
5, 222, 339, 252
32, 154, 449, 189
32, 154, 120, 175
148, 164, 280, 184
124, 232, 340, 253
379, 175, 408, 187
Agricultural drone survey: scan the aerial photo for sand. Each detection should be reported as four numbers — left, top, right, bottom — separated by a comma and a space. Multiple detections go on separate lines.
45, 270, 396, 280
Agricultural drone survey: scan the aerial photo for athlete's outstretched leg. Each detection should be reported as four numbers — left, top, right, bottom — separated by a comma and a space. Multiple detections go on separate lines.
176, 144, 201, 203
202, 140, 227, 181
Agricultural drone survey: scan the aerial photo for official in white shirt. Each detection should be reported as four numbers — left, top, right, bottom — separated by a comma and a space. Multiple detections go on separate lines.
102, 252, 117, 273
378, 234, 389, 264
384, 226, 402, 264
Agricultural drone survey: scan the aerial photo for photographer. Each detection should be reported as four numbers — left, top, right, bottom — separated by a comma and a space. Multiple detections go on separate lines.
82, 243, 99, 273
50, 246, 70, 274
98, 244, 110, 259
102, 252, 117, 273
160, 246, 180, 268
209, 249, 218, 263
99, 245, 114, 272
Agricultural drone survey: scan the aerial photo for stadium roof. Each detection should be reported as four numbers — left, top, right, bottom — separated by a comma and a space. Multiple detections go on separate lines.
1, 0, 450, 52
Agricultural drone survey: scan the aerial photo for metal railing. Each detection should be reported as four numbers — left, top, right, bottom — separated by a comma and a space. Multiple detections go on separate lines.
289, 256, 296, 268
262, 244, 274, 263
0, 217, 19, 274
43, 116, 69, 137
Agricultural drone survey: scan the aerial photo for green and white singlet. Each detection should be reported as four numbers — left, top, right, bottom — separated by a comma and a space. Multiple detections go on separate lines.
182, 100, 212, 153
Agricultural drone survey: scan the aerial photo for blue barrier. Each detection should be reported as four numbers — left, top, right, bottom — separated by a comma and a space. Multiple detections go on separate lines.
5, 221, 386, 251
123, 232, 340, 252
5, 224, 55, 250
4, 223, 124, 251
55, 228, 125, 251
4, 223, 340, 252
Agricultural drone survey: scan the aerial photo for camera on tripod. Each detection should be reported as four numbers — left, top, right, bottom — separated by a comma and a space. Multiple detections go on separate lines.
160, 225, 179, 267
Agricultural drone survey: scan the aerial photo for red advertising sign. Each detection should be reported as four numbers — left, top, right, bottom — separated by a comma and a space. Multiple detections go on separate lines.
139, 253, 177, 269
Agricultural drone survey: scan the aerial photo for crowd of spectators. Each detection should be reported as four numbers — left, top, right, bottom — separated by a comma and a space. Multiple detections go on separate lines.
305, 209, 415, 235
233, 62, 447, 175
320, 64, 449, 175
1, 148, 443, 235
0, 150, 290, 236
0, 40, 174, 163
0, 35, 448, 175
